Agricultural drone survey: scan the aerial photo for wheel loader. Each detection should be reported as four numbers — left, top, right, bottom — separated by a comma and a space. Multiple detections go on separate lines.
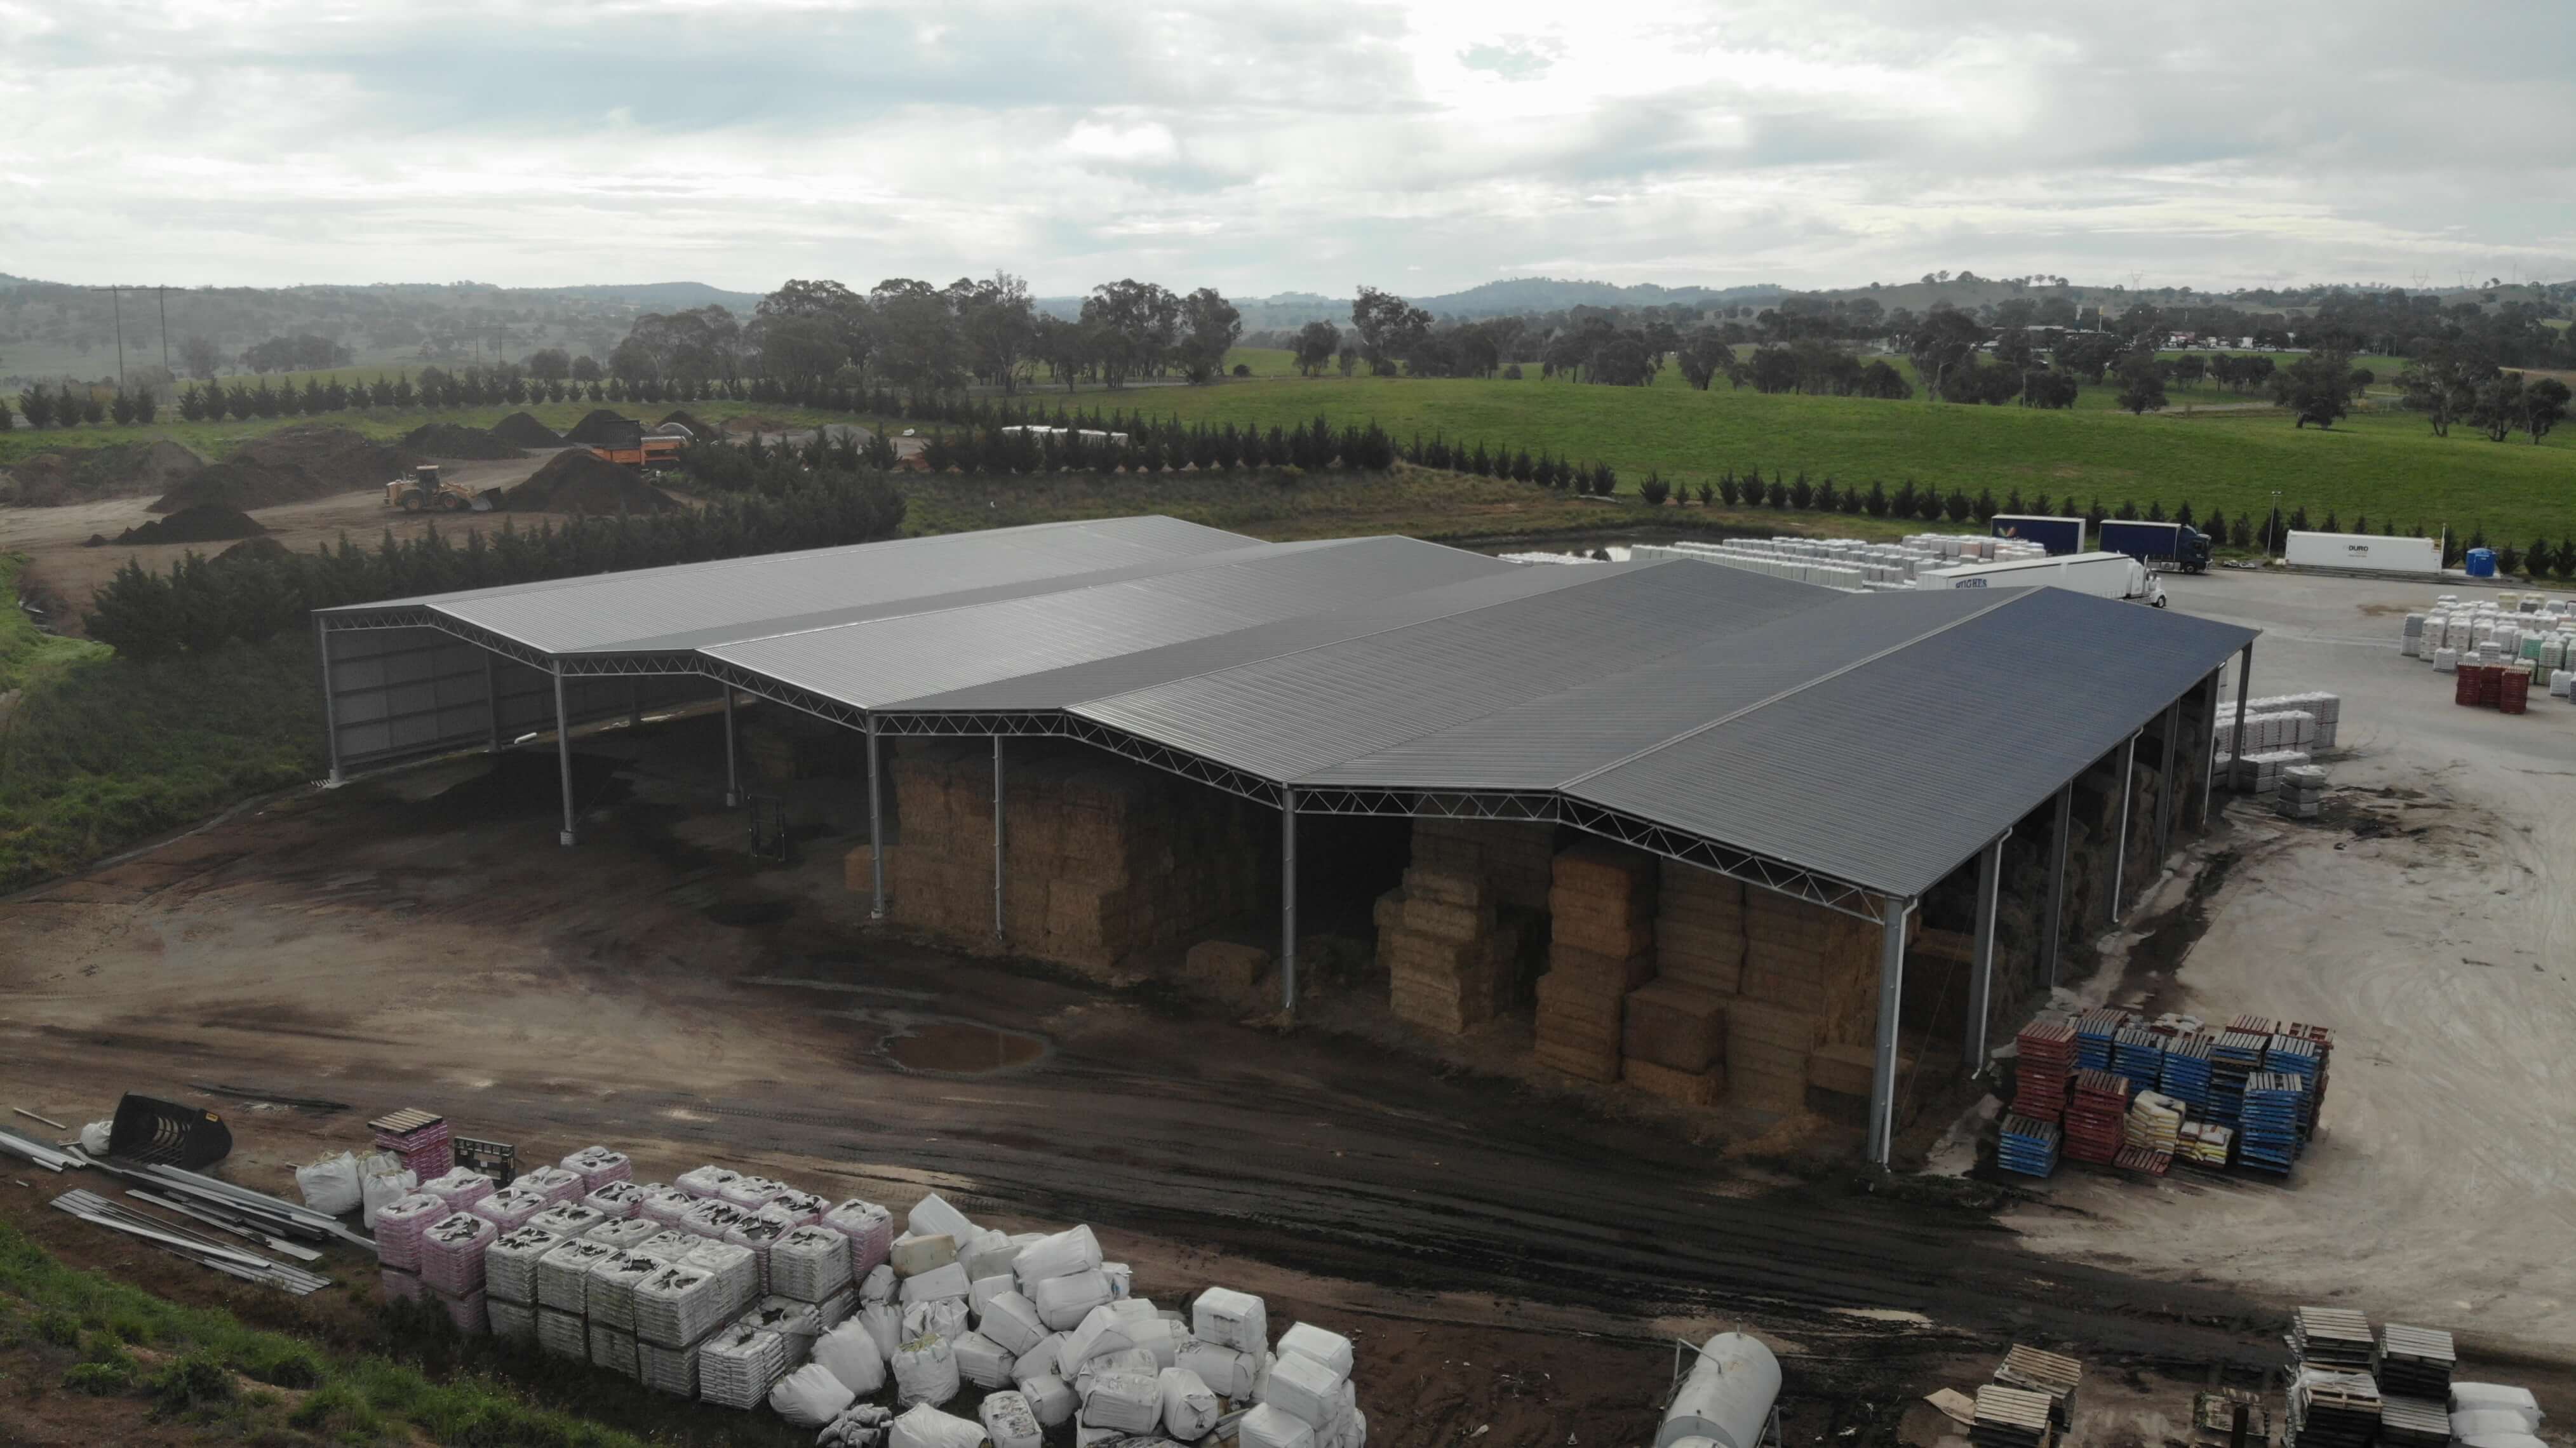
384, 463, 499, 512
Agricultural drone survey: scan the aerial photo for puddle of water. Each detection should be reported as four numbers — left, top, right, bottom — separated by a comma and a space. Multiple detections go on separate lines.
882, 1021, 1047, 1076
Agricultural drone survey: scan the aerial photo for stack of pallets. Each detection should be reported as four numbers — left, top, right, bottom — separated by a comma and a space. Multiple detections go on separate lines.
2238, 1071, 2305, 1174
2157, 1033, 2214, 1114
2112, 1028, 2166, 1087
2266, 1035, 2324, 1139
1997, 1116, 2062, 1178
2074, 1009, 2127, 1073
371, 1108, 455, 1181
1995, 1345, 2083, 1429
2373, 1324, 2455, 1400
2377, 1395, 2449, 1448
2285, 1368, 2380, 1448
2063, 1069, 2133, 1166
2290, 1308, 2377, 1370
1971, 1384, 2056, 1448
2208, 1029, 2271, 1126
2014, 1019, 2076, 1123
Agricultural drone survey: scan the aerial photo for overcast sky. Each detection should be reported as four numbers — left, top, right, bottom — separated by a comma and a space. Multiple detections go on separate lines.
4, 0, 2569, 297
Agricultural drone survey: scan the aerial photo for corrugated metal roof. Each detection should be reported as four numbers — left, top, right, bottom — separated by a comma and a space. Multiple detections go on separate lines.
703, 535, 1512, 709
1567, 589, 2255, 895
323, 515, 1252, 655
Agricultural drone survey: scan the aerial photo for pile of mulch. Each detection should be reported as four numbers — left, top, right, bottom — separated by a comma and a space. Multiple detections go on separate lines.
217, 536, 293, 564
152, 426, 405, 513
562, 409, 641, 446
0, 440, 206, 507
109, 504, 267, 545
501, 449, 673, 515
491, 411, 565, 448
401, 422, 524, 460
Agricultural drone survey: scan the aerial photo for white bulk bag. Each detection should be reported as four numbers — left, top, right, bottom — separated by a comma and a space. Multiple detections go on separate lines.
819, 1403, 894, 1448
770, 1362, 858, 1428
1193, 1287, 1270, 1356
980, 1290, 1048, 1355
953, 1329, 1016, 1389
295, 1153, 363, 1216
1059, 1306, 1136, 1376
1241, 1404, 1318, 1448
361, 1165, 419, 1229
892, 1233, 959, 1277
961, 1230, 1023, 1282
1031, 1268, 1113, 1330
1101, 1262, 1132, 1299
980, 1390, 1043, 1448
1162, 1367, 1221, 1440
2461, 1436, 2546, 1448
815, 1320, 889, 1397
1080, 1370, 1164, 1433
1129, 1317, 1179, 1370
906, 1192, 979, 1242
79, 1120, 113, 1155
1013, 1224, 1102, 1286
901, 1261, 972, 1304
859, 1301, 904, 1362
1017, 1372, 1077, 1427
1016, 1333, 1068, 1383
1265, 1351, 1344, 1429
2457, 1411, 2540, 1440
860, 1263, 897, 1304
904, 1297, 970, 1343
1077, 1348, 1158, 1399
893, 1333, 960, 1407
2452, 1387, 2542, 1430
889, 1402, 988, 1448
970, 1274, 1013, 1318
1277, 1323, 1355, 1378
1177, 1337, 1256, 1398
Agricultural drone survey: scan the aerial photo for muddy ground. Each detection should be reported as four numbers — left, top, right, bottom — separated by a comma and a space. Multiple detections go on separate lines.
1, 568, 2572, 1444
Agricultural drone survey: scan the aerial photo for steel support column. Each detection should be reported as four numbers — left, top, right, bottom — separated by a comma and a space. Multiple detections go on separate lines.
865, 717, 886, 920
2153, 697, 2182, 866
1869, 897, 1915, 1166
1966, 833, 2008, 1069
2194, 667, 2223, 828
1280, 789, 1299, 1016
315, 617, 344, 786
484, 654, 504, 754
721, 688, 741, 807
2042, 784, 2072, 988
2228, 643, 2254, 803
627, 680, 642, 728
991, 736, 1006, 942
553, 667, 577, 847
2109, 733, 2138, 922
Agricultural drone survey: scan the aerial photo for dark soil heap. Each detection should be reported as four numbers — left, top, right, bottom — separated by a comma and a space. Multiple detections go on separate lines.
216, 535, 293, 564
0, 439, 206, 507
562, 410, 641, 446
112, 504, 267, 545
401, 422, 524, 460
501, 449, 673, 515
491, 412, 565, 448
151, 426, 405, 513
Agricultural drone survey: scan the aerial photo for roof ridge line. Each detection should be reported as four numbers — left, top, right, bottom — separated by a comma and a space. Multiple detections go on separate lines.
1062, 561, 1664, 730
1553, 590, 2032, 793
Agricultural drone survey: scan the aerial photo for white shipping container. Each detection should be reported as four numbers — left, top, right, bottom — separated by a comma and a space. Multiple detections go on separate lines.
1917, 551, 2161, 605
2284, 531, 2441, 574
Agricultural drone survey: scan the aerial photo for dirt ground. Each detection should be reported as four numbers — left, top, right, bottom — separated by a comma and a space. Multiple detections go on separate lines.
2, 567, 2572, 1444
2004, 568, 2576, 1361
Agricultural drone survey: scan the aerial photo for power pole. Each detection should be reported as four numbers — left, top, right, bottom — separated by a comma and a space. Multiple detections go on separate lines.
158, 286, 170, 374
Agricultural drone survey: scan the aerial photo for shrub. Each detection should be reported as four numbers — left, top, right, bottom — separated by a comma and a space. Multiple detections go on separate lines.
1973, 486, 1997, 522
1717, 474, 1740, 506
1696, 481, 1714, 506
62, 1356, 138, 1396
149, 1350, 238, 1412
1864, 480, 1888, 517
1638, 472, 1670, 506
239, 1339, 324, 1389
1502, 363, 1522, 379
1943, 489, 1972, 523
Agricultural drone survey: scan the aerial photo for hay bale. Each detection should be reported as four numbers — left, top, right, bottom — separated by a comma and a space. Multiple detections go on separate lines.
1804, 1043, 1883, 1099
1184, 941, 1270, 995
1552, 841, 1658, 897
1621, 981, 1727, 1072
1544, 942, 1654, 993
1621, 1057, 1722, 1108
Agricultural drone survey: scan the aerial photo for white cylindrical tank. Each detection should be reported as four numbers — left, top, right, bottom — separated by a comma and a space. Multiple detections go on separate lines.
1658, 1334, 1781, 1448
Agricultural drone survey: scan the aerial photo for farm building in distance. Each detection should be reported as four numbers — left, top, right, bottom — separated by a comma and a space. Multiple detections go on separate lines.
313, 516, 2258, 1162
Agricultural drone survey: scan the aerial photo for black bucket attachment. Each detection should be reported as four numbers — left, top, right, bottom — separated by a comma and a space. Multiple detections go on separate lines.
107, 1094, 233, 1169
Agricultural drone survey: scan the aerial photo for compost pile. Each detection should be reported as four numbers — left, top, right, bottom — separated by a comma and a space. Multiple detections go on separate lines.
152, 426, 405, 512
563, 410, 640, 446
403, 422, 525, 460
503, 449, 673, 515
492, 412, 566, 448
0, 440, 206, 507
112, 504, 267, 545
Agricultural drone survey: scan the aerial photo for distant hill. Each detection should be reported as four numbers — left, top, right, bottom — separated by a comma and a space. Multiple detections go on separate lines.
540, 281, 768, 314
1410, 278, 1785, 317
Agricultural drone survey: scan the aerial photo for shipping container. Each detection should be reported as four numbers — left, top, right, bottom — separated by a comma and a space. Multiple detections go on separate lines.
1990, 514, 2086, 555
2282, 531, 2441, 574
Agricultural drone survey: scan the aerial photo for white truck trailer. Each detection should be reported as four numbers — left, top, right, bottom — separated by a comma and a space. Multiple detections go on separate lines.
1918, 549, 2165, 606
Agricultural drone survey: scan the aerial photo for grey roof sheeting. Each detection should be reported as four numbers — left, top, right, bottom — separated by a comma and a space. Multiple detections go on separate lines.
328, 515, 2253, 902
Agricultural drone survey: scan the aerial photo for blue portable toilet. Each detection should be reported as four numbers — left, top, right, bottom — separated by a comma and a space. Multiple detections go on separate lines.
2465, 547, 2497, 578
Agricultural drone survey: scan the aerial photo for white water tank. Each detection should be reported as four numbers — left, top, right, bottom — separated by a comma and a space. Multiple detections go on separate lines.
1658, 1334, 1781, 1448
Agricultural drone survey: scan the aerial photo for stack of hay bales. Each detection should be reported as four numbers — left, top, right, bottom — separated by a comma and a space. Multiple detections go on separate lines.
850, 742, 1263, 974
1378, 869, 1520, 1035
741, 711, 865, 783
1734, 891, 1884, 1109
1654, 862, 1745, 995
1533, 843, 1657, 1082
1404, 819, 1555, 1007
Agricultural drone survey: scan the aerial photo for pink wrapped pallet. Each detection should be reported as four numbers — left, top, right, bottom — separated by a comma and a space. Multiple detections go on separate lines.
680, 1198, 752, 1240
561, 1145, 633, 1191
516, 1165, 586, 1206
368, 1109, 453, 1181
420, 1212, 497, 1297
471, 1184, 552, 1234
586, 1180, 648, 1220
636, 1184, 695, 1225
823, 1198, 894, 1279
676, 1165, 742, 1200
727, 1211, 793, 1294
420, 1168, 495, 1212
440, 1288, 490, 1335
373, 1193, 446, 1273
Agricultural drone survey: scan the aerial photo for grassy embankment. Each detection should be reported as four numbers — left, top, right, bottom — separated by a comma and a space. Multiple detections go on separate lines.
0, 1217, 799, 1446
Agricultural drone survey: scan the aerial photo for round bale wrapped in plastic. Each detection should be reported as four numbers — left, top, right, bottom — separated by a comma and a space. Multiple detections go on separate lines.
1162, 1366, 1221, 1440
890, 1402, 987, 1448
893, 1332, 960, 1408
815, 1319, 888, 1397
770, 1362, 857, 1429
980, 1388, 1045, 1448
